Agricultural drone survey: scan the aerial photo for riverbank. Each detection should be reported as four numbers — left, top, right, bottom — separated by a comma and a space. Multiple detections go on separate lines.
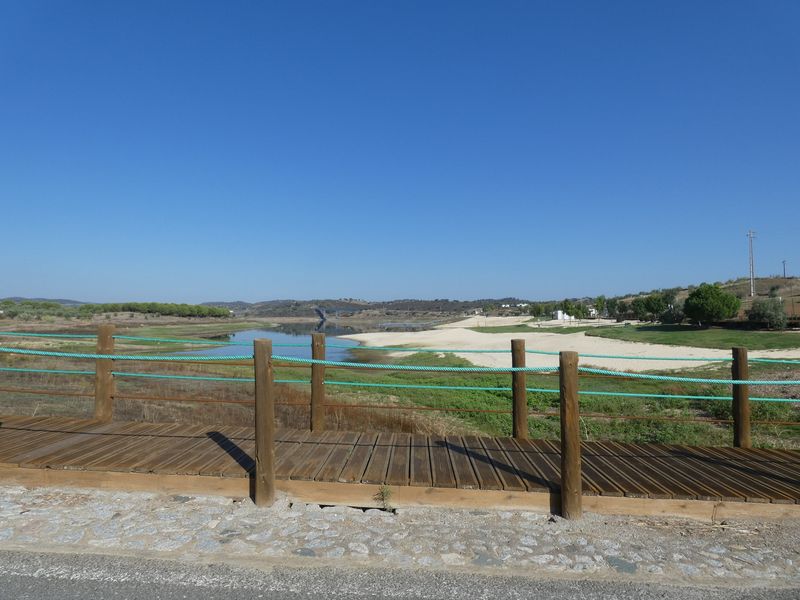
341, 318, 800, 372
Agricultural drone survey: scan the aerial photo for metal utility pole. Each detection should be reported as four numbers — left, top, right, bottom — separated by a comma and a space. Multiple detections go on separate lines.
783, 260, 787, 278
747, 230, 756, 297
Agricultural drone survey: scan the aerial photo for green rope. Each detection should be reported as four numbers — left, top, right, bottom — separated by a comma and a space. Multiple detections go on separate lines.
0, 346, 252, 362
578, 366, 800, 386
750, 358, 800, 365
272, 354, 558, 373
0, 366, 95, 376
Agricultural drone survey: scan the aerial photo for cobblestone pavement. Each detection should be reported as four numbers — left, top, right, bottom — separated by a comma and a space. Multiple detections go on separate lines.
0, 485, 797, 588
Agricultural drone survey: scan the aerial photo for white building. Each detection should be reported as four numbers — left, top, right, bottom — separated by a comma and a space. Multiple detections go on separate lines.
553, 310, 576, 321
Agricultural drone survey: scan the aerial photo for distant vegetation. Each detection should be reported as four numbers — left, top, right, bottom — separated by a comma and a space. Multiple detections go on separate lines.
0, 299, 229, 320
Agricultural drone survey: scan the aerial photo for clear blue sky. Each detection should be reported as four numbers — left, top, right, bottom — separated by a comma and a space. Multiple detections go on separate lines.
2, 1, 798, 303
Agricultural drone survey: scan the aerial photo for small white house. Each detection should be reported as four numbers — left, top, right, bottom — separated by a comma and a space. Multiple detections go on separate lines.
553, 310, 576, 321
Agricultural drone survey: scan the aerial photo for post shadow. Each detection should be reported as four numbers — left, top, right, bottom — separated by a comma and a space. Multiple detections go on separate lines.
206, 431, 256, 500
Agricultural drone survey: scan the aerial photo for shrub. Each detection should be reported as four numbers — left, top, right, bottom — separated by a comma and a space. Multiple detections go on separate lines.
748, 298, 787, 330
684, 283, 741, 326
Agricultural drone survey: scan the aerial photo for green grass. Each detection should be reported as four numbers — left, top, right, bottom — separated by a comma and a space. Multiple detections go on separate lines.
470, 324, 601, 334
586, 324, 800, 350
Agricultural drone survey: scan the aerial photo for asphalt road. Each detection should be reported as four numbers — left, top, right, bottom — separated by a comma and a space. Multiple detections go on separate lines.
0, 549, 796, 600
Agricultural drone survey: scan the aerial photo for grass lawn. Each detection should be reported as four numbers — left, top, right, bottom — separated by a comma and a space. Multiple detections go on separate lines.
586, 324, 800, 351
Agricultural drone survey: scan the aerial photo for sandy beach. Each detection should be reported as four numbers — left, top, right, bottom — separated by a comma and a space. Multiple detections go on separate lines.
342, 317, 800, 372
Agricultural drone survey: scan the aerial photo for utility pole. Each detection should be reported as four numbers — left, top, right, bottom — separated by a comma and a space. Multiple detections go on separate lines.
783, 260, 787, 279
747, 230, 756, 297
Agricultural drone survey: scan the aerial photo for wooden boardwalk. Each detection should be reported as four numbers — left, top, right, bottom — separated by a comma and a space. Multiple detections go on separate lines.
1, 416, 799, 517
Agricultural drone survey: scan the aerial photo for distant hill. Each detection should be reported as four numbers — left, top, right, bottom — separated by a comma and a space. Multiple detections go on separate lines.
201, 297, 534, 318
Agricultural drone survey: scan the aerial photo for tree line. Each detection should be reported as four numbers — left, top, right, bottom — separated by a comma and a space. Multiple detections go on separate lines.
0, 300, 230, 320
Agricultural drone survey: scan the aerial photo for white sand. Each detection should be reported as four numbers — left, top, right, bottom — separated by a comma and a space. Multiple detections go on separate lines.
341, 319, 800, 372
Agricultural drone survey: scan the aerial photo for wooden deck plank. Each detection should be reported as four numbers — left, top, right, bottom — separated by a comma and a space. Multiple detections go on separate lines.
81, 423, 189, 472
273, 430, 316, 477
0, 418, 96, 464
480, 437, 526, 491
315, 432, 360, 483
494, 437, 550, 492
461, 435, 502, 491
385, 433, 411, 486
514, 439, 561, 492
166, 426, 251, 475
698, 446, 800, 498
603, 441, 701, 501
410, 434, 432, 487
281, 431, 332, 480
649, 444, 755, 502
362, 433, 394, 485
121, 425, 212, 473
581, 441, 666, 499
16, 421, 130, 468
338, 433, 378, 484
675, 446, 798, 504
36, 421, 154, 469
536, 440, 613, 497
428, 435, 456, 489
444, 435, 479, 490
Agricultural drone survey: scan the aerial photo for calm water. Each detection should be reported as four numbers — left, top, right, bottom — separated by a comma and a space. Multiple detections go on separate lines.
186, 328, 360, 361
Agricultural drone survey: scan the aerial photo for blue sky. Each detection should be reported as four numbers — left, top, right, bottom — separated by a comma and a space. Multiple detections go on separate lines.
1, 1, 798, 303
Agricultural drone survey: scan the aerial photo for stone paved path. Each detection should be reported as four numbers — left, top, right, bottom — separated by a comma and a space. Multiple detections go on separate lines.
0, 485, 797, 587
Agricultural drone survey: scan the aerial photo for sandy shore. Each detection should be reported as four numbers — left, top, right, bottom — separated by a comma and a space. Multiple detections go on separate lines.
342, 319, 800, 372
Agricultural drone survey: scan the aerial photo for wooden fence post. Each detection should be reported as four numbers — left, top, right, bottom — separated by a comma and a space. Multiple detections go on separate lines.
94, 324, 115, 422
732, 346, 751, 449
511, 339, 528, 440
311, 333, 326, 431
559, 350, 582, 519
254, 339, 275, 506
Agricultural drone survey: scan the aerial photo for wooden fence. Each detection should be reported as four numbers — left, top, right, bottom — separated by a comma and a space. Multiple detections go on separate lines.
1, 325, 771, 519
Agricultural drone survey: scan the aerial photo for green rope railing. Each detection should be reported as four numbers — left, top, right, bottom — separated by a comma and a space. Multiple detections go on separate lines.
0, 346, 252, 362
578, 366, 800, 386
271, 354, 558, 373
750, 358, 800, 365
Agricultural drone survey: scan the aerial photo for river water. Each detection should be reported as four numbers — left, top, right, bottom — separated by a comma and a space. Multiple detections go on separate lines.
186, 328, 360, 361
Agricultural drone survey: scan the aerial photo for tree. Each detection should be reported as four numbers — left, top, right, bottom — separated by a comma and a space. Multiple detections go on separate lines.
631, 297, 649, 320
683, 283, 741, 326
594, 295, 606, 317
572, 303, 589, 319
748, 298, 787, 330
643, 294, 668, 320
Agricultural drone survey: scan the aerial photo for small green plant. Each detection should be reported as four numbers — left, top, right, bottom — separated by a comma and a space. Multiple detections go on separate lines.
374, 485, 393, 511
